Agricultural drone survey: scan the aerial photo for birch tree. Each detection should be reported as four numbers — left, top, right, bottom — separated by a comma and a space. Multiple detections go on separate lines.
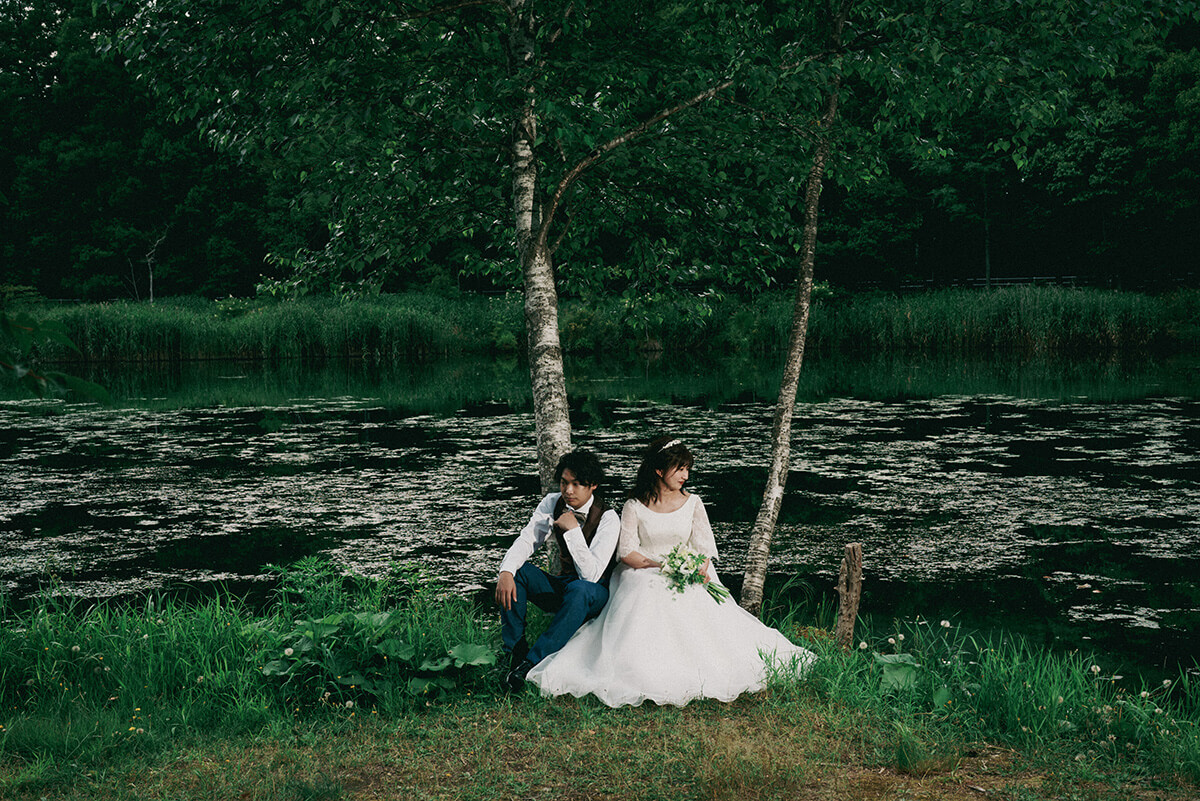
102, 0, 1193, 597
102, 0, 829, 489
735, 0, 1195, 614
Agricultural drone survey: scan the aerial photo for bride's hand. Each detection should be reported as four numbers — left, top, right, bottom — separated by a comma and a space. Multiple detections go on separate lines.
620, 552, 661, 570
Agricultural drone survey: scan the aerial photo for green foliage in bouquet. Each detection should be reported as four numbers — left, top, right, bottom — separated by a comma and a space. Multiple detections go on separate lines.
659, 544, 731, 604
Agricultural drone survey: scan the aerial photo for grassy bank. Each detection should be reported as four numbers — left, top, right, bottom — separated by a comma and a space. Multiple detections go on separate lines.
1, 560, 1197, 800
15, 286, 1199, 364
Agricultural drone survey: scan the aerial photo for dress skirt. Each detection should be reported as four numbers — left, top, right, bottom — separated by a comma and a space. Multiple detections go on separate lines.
526, 564, 814, 708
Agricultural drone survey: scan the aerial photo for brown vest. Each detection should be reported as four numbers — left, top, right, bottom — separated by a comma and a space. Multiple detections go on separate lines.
552, 495, 614, 580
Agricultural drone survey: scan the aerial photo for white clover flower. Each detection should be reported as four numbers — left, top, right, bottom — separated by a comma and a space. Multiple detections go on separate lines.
1090, 665, 1101, 675
1163, 679, 1172, 687
858, 641, 868, 650
196, 675, 204, 683
284, 648, 294, 657
1057, 696, 1064, 704
940, 620, 951, 628
897, 634, 905, 642
1141, 691, 1150, 699
888, 637, 896, 645
71, 645, 81, 653
345, 700, 354, 709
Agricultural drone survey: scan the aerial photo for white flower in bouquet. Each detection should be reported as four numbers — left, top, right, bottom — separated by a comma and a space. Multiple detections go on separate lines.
659, 544, 731, 603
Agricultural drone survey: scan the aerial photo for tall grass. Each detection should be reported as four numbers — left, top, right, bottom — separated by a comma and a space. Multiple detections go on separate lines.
20, 287, 1197, 364
29, 294, 524, 362
806, 286, 1180, 355
0, 560, 496, 768
785, 615, 1200, 783
2, 568, 1198, 798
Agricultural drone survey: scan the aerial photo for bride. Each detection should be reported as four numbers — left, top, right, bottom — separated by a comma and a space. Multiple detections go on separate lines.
527, 436, 814, 707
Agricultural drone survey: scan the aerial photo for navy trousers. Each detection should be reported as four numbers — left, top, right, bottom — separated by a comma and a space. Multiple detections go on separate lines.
500, 562, 609, 665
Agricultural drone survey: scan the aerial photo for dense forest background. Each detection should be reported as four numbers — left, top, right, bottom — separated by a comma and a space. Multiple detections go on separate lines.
2, 1, 1198, 303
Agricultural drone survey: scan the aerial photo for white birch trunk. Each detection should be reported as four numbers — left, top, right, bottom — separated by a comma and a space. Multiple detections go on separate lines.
523, 241, 572, 491
510, 4, 572, 492
740, 88, 840, 617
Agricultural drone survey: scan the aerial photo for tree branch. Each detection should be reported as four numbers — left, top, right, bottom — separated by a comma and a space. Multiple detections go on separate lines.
536, 77, 735, 250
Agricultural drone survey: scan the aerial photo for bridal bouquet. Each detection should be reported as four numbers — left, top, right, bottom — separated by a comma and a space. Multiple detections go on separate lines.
660, 544, 731, 603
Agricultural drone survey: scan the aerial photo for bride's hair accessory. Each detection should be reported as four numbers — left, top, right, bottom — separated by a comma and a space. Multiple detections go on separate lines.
659, 438, 682, 452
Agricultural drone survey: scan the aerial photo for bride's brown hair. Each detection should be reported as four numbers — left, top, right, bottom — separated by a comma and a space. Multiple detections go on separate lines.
631, 436, 694, 504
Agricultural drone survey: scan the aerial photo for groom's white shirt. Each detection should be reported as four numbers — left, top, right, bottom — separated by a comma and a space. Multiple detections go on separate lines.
498, 493, 621, 583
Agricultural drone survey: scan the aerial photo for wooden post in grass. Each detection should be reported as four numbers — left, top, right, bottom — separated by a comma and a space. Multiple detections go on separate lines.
834, 542, 863, 652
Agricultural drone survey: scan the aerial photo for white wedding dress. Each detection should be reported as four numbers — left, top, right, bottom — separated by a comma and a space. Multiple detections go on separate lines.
527, 494, 814, 707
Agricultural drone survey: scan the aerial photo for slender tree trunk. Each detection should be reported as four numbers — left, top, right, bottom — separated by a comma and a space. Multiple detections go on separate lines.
524, 240, 572, 490
510, 2, 571, 491
740, 86, 841, 617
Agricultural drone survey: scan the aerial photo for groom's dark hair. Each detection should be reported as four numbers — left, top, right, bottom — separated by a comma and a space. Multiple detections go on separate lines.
554, 450, 605, 487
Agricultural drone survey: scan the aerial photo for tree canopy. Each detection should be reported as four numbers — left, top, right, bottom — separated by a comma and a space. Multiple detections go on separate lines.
1, 2, 1195, 302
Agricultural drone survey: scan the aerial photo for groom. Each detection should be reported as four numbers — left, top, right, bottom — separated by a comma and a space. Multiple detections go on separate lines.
495, 449, 620, 691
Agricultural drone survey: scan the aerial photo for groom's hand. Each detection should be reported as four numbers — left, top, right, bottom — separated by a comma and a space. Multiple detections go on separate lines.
496, 571, 517, 611
553, 511, 580, 533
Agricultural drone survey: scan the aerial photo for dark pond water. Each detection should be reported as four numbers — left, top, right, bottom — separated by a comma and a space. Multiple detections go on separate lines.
1, 354, 1198, 678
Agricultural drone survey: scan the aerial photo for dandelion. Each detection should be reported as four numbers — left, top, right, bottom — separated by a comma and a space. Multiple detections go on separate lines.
940, 620, 951, 628
345, 700, 354, 709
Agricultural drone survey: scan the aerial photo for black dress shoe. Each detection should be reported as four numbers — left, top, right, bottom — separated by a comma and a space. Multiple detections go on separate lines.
503, 659, 534, 693
510, 638, 530, 670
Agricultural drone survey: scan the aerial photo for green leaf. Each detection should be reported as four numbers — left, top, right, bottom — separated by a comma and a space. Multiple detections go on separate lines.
376, 638, 416, 662
407, 676, 456, 695
261, 659, 292, 677
448, 643, 497, 668
875, 652, 921, 692
418, 656, 453, 672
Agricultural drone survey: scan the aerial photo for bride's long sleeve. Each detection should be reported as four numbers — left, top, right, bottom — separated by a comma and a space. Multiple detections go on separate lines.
617, 500, 641, 560
688, 497, 720, 570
